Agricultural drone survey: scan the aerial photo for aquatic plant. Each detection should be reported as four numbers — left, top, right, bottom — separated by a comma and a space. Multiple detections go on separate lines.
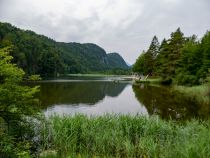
40, 115, 210, 158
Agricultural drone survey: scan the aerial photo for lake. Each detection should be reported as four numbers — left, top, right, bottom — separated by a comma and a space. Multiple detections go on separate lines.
28, 75, 210, 120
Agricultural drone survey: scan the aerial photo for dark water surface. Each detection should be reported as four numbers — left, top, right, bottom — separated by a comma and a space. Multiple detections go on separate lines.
28, 76, 210, 120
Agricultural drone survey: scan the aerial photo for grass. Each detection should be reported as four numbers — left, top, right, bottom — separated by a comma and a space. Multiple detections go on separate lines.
173, 83, 210, 104
135, 76, 210, 104
40, 115, 210, 158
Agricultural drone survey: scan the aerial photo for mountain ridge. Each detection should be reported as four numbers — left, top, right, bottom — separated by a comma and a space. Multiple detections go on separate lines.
0, 22, 129, 75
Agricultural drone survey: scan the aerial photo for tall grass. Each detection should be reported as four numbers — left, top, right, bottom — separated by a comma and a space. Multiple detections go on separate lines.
173, 83, 210, 104
40, 115, 210, 158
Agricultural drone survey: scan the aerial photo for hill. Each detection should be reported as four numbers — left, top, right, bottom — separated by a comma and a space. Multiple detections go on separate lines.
107, 52, 129, 69
0, 22, 129, 76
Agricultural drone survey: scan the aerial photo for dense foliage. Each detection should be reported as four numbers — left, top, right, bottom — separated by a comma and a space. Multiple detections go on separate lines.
0, 22, 129, 76
0, 47, 39, 157
133, 28, 210, 85
41, 115, 210, 158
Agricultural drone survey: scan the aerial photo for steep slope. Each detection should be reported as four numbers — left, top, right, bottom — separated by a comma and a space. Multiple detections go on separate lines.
107, 53, 129, 69
0, 22, 129, 75
57, 42, 110, 72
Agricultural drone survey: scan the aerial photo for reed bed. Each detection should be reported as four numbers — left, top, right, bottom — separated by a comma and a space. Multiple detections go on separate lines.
40, 115, 210, 158
173, 83, 210, 104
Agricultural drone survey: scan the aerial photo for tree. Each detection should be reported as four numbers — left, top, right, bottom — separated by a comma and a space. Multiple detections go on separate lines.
200, 31, 210, 77
132, 51, 146, 74
175, 36, 202, 85
134, 28, 209, 85
0, 47, 39, 157
133, 36, 160, 76
156, 28, 185, 82
154, 38, 168, 76
166, 28, 186, 78
144, 36, 160, 75
148, 35, 160, 59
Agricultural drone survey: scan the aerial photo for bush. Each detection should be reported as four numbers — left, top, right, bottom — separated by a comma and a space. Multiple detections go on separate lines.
0, 47, 40, 157
175, 73, 199, 86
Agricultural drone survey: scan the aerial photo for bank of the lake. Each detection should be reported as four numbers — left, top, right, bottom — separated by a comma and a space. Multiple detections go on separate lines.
173, 83, 210, 104
40, 115, 210, 158
135, 77, 210, 105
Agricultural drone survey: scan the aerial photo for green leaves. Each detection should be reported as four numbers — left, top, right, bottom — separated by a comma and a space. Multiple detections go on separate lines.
133, 36, 160, 75
0, 22, 129, 76
0, 47, 40, 157
133, 28, 210, 85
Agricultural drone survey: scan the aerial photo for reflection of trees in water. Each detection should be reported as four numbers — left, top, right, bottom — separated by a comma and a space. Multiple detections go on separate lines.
132, 84, 210, 120
36, 82, 128, 108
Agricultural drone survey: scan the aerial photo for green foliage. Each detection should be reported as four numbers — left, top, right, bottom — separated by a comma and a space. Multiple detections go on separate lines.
133, 36, 160, 75
107, 52, 129, 69
175, 36, 202, 85
132, 51, 146, 74
0, 47, 40, 157
133, 28, 210, 85
200, 31, 210, 76
28, 74, 42, 81
173, 83, 210, 105
0, 22, 129, 76
41, 115, 210, 158
158, 28, 186, 80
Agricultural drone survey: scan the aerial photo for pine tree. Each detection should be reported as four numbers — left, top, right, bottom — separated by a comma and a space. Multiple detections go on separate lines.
155, 38, 169, 76
200, 31, 210, 77
144, 36, 160, 75
175, 36, 202, 85
158, 28, 186, 82
148, 35, 160, 59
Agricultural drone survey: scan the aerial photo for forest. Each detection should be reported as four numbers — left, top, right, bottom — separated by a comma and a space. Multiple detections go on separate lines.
0, 22, 129, 76
133, 28, 210, 85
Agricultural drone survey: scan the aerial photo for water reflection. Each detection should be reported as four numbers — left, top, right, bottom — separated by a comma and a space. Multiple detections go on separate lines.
133, 84, 210, 120
37, 81, 129, 107
44, 85, 148, 116
27, 77, 210, 119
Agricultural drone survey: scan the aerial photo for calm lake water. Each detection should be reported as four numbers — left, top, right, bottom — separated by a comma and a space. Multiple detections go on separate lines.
28, 76, 210, 120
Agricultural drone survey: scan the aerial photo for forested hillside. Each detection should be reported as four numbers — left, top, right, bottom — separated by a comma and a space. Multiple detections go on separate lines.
107, 53, 129, 69
133, 28, 210, 85
0, 22, 129, 76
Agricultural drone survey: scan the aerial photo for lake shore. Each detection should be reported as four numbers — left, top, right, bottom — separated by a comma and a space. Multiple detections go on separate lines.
135, 77, 210, 105
40, 114, 210, 158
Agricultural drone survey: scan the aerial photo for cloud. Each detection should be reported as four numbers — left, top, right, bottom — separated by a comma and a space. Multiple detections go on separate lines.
0, 0, 210, 64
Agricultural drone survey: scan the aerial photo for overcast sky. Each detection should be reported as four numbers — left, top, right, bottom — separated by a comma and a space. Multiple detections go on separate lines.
0, 0, 210, 64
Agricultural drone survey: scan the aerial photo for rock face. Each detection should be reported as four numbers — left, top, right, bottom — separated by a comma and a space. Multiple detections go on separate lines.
0, 22, 129, 75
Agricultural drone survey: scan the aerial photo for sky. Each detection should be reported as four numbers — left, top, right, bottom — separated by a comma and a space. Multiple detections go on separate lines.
0, 0, 210, 64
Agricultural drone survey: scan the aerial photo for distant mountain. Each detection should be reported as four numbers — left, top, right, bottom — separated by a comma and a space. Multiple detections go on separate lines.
0, 22, 129, 75
107, 53, 128, 69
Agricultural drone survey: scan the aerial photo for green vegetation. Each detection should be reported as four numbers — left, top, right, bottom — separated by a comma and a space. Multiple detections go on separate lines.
0, 47, 40, 157
133, 28, 210, 85
107, 53, 129, 69
0, 22, 209, 158
173, 83, 210, 104
40, 115, 210, 158
0, 22, 129, 76
132, 84, 210, 120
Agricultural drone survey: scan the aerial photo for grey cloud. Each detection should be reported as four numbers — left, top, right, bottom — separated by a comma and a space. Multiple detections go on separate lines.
0, 0, 210, 64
